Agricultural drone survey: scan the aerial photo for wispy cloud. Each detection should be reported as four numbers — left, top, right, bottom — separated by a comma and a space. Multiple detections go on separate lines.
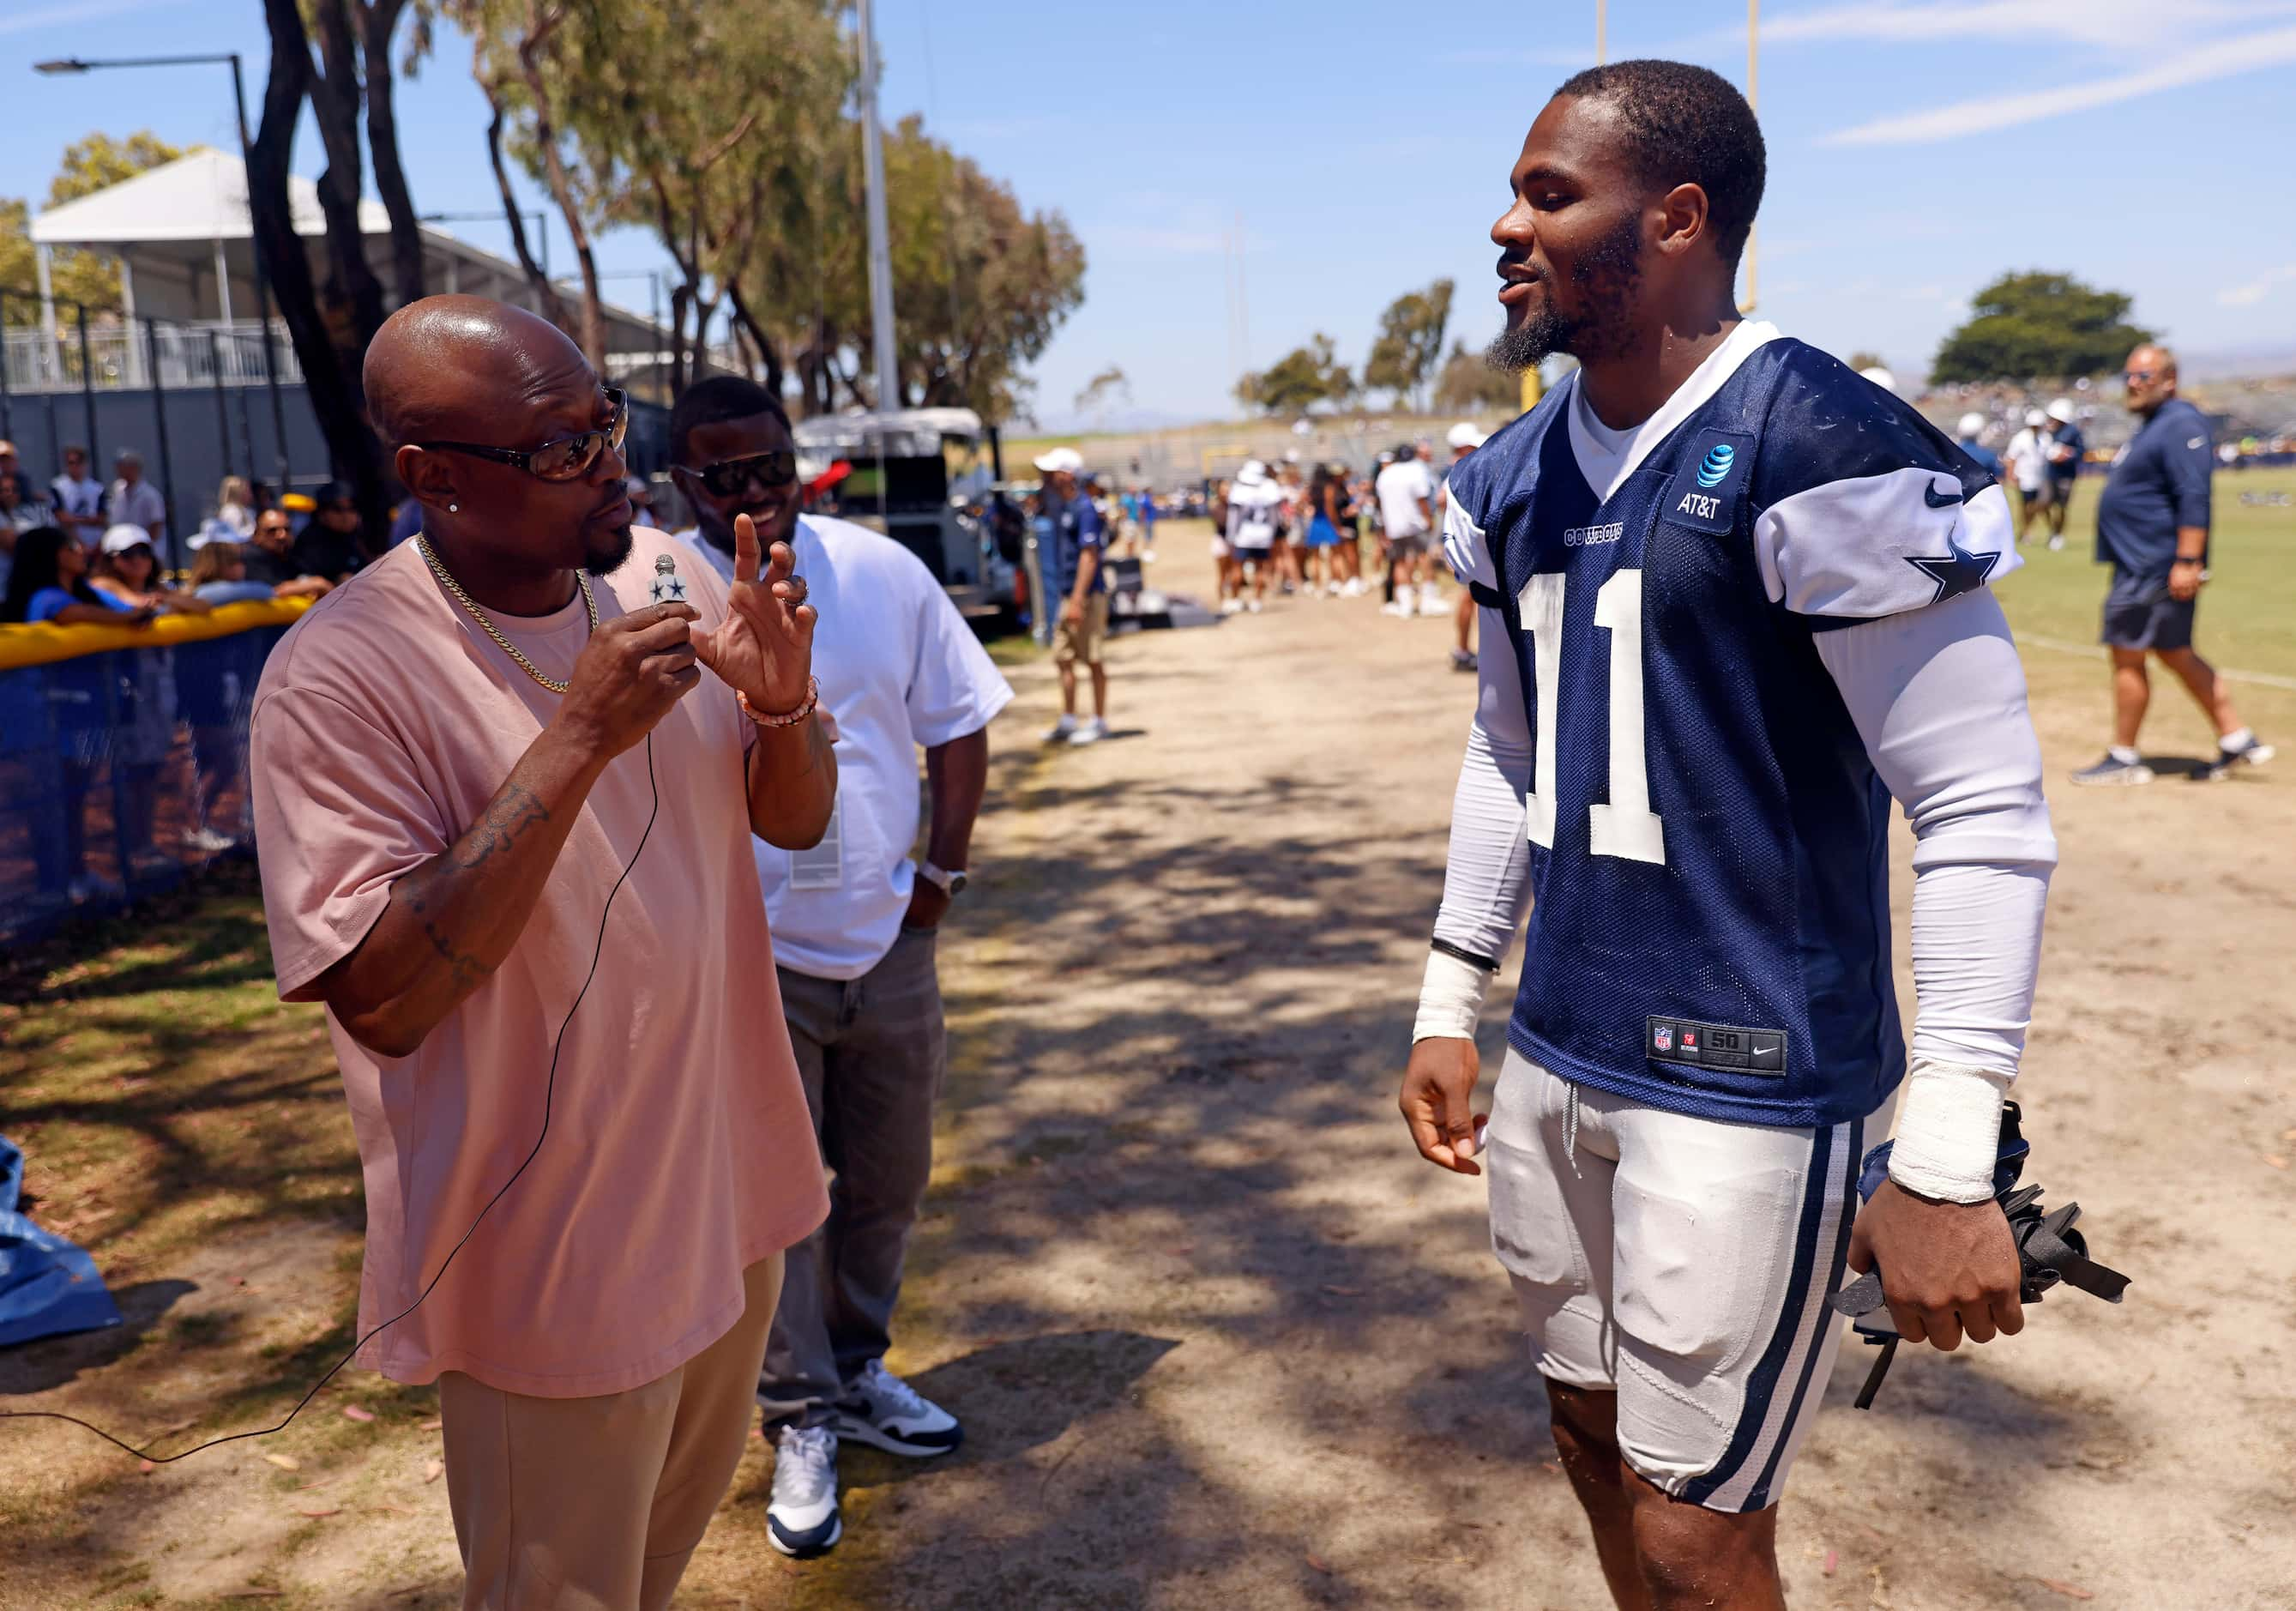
1767, 0, 2296, 50
1823, 22, 2296, 142
2220, 263, 2296, 307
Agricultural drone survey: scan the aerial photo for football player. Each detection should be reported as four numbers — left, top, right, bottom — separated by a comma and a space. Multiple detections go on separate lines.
1399, 60, 2058, 1610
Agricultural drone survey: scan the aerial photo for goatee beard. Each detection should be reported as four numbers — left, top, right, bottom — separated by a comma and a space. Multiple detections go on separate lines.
584, 522, 636, 576
1484, 214, 1647, 373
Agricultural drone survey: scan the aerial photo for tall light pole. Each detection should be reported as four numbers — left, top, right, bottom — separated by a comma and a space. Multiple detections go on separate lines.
34, 53, 292, 491
855, 0, 901, 414
1743, 0, 1760, 313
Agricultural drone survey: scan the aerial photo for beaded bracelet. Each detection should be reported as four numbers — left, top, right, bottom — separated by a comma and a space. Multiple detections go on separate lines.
738, 676, 820, 729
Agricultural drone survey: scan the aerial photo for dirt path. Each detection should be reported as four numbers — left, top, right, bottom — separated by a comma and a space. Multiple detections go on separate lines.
6, 525, 2293, 1608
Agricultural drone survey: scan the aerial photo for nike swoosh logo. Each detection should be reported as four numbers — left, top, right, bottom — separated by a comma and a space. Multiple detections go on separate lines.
1922, 480, 1964, 509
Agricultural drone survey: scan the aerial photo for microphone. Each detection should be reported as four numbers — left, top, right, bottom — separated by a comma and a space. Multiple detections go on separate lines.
649, 552, 687, 606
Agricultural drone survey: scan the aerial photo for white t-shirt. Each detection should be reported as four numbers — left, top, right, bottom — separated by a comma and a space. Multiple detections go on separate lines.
1375, 459, 1435, 538
677, 516, 1013, 980
109, 477, 166, 537
51, 474, 105, 531
1225, 480, 1283, 550
2003, 429, 2047, 492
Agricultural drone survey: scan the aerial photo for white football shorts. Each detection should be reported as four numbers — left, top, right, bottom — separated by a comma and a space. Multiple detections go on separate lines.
1483, 1048, 1895, 1513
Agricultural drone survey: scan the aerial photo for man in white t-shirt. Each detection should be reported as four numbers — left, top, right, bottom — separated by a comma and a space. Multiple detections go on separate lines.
1224, 460, 1284, 613
668, 376, 1013, 1561
107, 448, 167, 549
2002, 408, 2052, 545
1374, 443, 1437, 617
48, 443, 107, 545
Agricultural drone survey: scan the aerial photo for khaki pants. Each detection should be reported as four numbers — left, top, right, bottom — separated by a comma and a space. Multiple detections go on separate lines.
1052, 594, 1109, 666
440, 1253, 784, 1610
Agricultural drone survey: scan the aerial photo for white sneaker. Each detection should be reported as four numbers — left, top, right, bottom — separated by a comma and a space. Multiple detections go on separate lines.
2047, 535, 2065, 551
1043, 715, 1078, 744
766, 1426, 841, 1558
1419, 582, 1442, 611
1070, 716, 1109, 745
1324, 580, 1341, 597
181, 826, 236, 855
1219, 597, 1244, 616
829, 1360, 965, 1457
1381, 599, 1413, 618
1247, 599, 1263, 613
1341, 578, 1365, 597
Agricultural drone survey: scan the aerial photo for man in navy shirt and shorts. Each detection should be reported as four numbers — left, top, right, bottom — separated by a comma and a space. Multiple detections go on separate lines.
2072, 345, 2271, 784
1402, 61, 2058, 1608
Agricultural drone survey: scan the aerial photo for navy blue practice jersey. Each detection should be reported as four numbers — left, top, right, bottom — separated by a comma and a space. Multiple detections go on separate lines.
1443, 332, 2017, 1127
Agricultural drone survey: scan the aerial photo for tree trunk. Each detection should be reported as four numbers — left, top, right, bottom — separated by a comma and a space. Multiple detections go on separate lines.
309, 0, 389, 352
666, 280, 690, 398
360, 0, 425, 307
511, 2, 608, 369
478, 94, 568, 328
248, 0, 388, 552
725, 281, 784, 401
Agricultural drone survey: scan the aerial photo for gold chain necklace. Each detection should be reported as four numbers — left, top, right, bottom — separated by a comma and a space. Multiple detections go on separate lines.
416, 535, 596, 695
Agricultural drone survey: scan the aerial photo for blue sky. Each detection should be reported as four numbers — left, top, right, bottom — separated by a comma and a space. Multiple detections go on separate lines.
4, 0, 2293, 425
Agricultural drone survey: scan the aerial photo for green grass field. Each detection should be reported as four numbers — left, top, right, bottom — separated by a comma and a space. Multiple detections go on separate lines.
1995, 468, 2296, 683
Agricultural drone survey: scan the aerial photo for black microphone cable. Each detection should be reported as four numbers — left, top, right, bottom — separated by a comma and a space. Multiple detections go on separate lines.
0, 732, 661, 1464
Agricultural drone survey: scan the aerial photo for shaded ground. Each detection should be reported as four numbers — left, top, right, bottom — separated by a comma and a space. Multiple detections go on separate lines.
3, 520, 2293, 1608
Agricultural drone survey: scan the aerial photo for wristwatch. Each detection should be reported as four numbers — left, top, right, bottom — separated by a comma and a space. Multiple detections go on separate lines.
919, 861, 969, 898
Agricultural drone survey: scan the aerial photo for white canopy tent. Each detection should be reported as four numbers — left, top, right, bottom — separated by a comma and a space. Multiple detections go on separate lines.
21, 148, 664, 386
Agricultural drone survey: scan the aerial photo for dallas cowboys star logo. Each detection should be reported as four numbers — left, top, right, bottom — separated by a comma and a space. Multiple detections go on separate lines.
1904, 534, 2000, 605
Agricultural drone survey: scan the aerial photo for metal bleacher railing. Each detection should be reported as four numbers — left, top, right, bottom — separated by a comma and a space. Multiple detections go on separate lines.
0, 600, 311, 945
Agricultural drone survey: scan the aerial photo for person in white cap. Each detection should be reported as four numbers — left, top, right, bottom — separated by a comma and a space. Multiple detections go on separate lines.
2041, 397, 2083, 550
1374, 443, 1437, 617
1224, 460, 1283, 614
1952, 413, 2004, 484
1856, 364, 1897, 395
1440, 423, 1490, 670
2003, 408, 2053, 544
1034, 446, 1112, 743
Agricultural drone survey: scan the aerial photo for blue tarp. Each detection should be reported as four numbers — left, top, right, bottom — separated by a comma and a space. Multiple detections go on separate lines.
0, 1134, 123, 1349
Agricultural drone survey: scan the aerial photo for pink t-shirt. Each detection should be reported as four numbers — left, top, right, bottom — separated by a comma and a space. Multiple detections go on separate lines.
250, 528, 827, 1398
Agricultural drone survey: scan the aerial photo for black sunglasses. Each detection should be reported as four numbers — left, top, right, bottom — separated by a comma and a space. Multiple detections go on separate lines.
675, 450, 798, 498
419, 388, 630, 482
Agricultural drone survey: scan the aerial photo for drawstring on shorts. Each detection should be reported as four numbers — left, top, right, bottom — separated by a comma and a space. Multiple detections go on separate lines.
1561, 1079, 1581, 1168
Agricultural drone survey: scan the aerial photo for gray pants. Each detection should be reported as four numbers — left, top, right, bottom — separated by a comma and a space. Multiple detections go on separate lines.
758, 926, 945, 1429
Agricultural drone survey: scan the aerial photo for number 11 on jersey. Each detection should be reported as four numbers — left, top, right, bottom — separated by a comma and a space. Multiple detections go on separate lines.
1516, 568, 1667, 866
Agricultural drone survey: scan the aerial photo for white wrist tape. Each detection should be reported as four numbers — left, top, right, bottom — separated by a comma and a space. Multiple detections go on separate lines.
1414, 950, 1494, 1045
1888, 1058, 2011, 1203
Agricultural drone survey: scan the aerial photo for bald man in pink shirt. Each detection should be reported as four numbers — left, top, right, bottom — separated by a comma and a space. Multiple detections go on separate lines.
250, 298, 835, 1609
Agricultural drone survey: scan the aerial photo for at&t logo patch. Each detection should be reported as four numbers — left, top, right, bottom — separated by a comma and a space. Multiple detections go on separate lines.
1664, 429, 1751, 534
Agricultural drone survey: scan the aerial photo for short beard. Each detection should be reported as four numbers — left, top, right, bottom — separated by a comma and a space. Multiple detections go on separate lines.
583, 522, 636, 576
1485, 211, 1647, 373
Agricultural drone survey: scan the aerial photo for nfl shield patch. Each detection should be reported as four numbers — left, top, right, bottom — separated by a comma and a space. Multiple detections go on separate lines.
1653, 1023, 1674, 1053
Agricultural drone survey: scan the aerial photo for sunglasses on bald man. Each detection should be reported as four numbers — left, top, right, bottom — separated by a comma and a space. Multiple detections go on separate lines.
419, 387, 630, 482
672, 450, 799, 498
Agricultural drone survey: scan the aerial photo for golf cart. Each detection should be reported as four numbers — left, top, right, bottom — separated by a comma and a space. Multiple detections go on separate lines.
792, 407, 1018, 625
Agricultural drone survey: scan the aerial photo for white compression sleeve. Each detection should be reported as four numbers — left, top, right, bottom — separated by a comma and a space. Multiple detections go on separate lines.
1417, 607, 1534, 1044
1815, 589, 2057, 1202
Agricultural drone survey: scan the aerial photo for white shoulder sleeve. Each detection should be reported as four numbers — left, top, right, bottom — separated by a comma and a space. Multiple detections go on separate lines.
1758, 479, 2020, 624
1815, 589, 2057, 1201
1416, 611, 1533, 1042
1442, 498, 1497, 591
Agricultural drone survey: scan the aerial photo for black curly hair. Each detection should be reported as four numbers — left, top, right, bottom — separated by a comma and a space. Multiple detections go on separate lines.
1553, 59, 1766, 271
